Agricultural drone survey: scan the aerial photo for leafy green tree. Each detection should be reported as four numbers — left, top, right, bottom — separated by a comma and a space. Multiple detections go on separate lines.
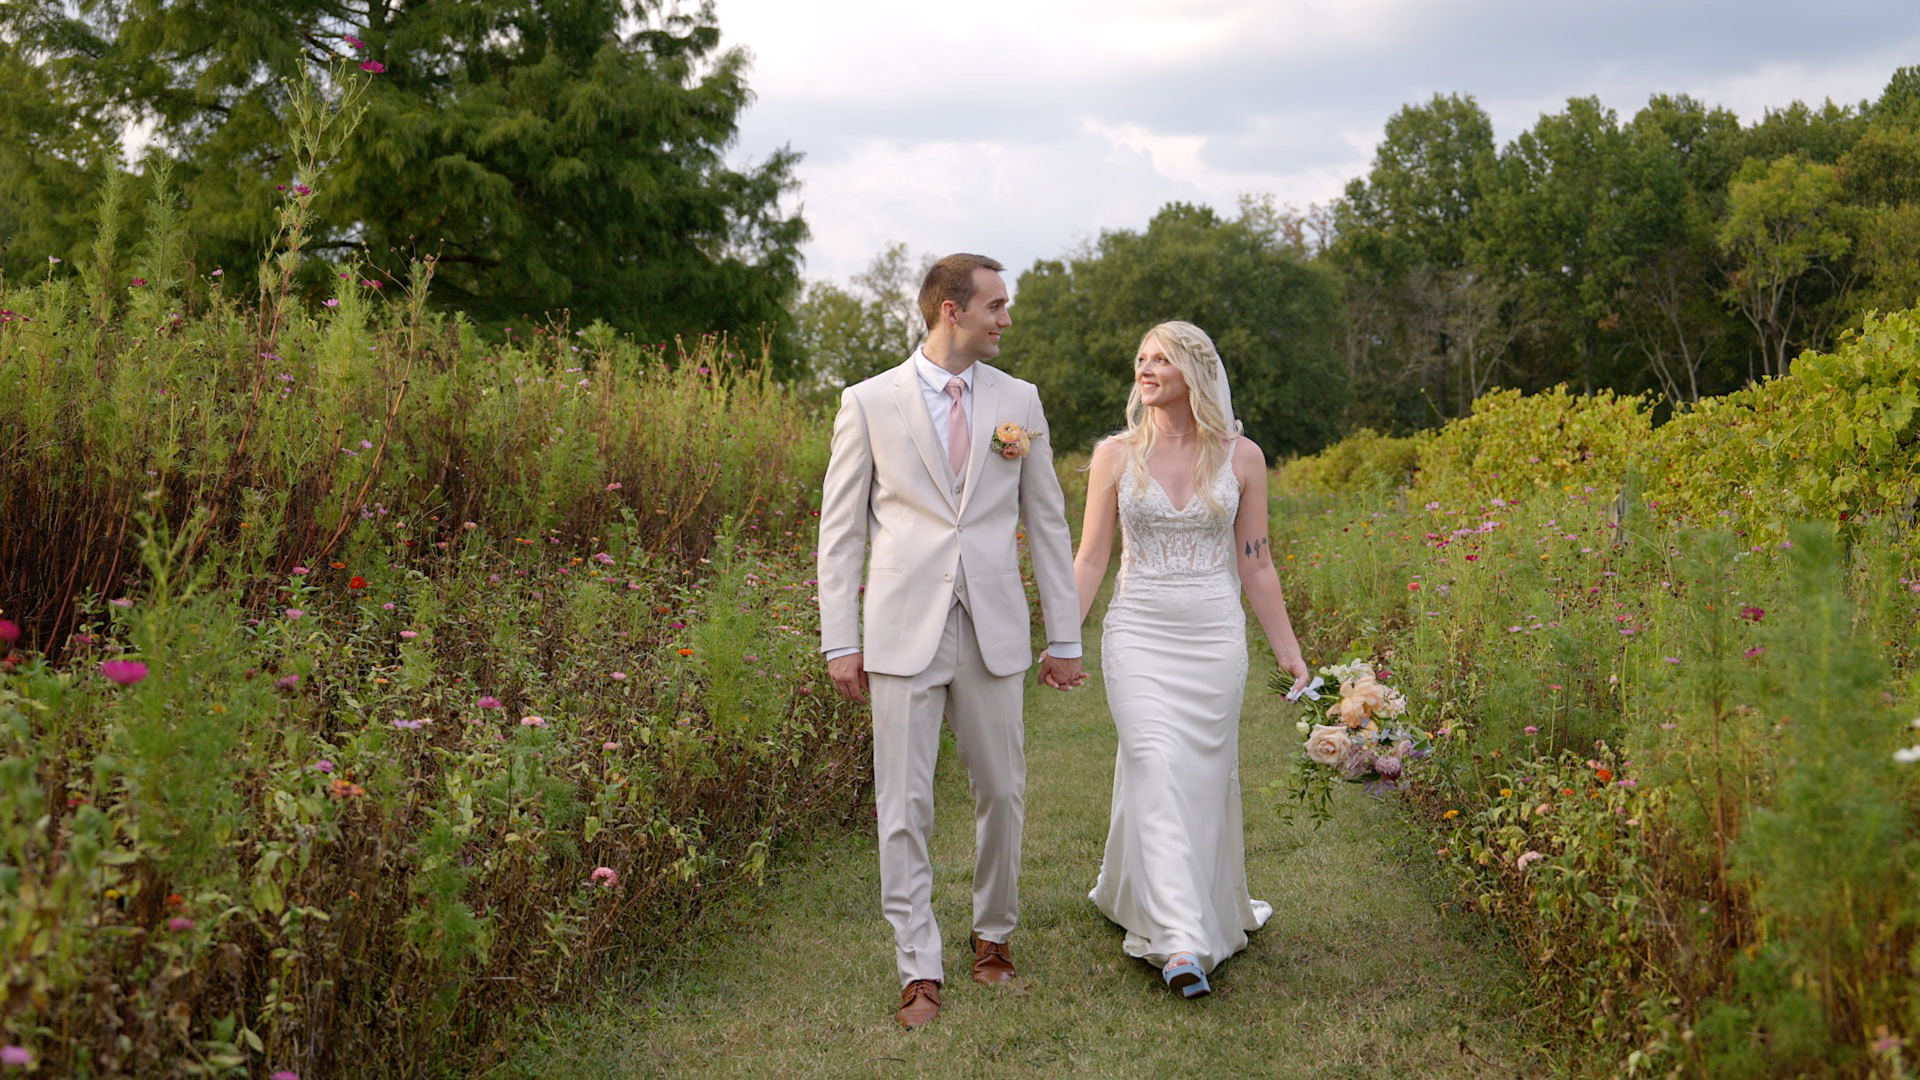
1717, 156, 1854, 378
3, 0, 807, 364
1326, 93, 1499, 426
0, 41, 118, 277
1000, 201, 1346, 458
791, 242, 930, 399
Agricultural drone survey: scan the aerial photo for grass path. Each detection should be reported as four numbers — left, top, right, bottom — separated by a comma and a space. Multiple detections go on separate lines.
493, 613, 1549, 1079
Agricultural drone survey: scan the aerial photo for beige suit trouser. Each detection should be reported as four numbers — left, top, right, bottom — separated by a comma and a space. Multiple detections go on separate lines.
869, 599, 1026, 987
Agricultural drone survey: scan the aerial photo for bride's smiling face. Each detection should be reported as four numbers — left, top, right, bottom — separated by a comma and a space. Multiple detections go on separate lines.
1135, 336, 1189, 409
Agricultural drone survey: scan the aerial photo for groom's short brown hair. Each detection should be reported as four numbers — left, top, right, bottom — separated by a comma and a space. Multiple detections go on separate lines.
919, 254, 1005, 330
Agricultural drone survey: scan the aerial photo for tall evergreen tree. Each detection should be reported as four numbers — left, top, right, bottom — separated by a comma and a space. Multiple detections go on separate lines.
2, 0, 807, 364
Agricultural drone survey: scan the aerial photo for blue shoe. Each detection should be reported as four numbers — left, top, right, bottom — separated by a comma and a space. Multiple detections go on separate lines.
1161, 953, 1210, 998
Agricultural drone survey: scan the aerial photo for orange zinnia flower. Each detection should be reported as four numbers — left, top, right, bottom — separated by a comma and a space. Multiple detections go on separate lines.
330, 561, 346, 569
678, 648, 694, 656
1594, 768, 1614, 784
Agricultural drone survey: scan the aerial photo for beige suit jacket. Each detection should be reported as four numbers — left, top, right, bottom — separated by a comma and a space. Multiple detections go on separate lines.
817, 355, 1080, 678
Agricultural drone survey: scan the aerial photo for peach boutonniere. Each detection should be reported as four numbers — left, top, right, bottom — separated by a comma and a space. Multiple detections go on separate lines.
991, 423, 1037, 459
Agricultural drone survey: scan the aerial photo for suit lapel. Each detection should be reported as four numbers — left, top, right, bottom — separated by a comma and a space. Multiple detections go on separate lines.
957, 364, 1002, 518
890, 358, 959, 512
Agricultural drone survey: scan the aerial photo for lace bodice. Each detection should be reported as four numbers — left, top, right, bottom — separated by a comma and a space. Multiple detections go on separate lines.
1111, 456, 1240, 605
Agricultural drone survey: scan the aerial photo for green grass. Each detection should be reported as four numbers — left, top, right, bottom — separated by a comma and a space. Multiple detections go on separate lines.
494, 590, 1548, 1079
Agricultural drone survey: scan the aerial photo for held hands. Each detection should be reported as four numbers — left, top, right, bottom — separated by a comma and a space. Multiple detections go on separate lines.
1037, 651, 1086, 690
827, 653, 869, 704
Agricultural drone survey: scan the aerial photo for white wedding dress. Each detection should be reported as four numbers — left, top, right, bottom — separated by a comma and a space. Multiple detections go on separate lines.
1088, 455, 1272, 972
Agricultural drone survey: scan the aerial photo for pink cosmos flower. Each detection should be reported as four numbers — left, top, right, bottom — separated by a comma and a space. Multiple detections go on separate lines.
342, 33, 365, 49
360, 60, 385, 73
590, 866, 618, 887
101, 659, 148, 686
324, 298, 339, 308
167, 916, 195, 932
0, 619, 18, 644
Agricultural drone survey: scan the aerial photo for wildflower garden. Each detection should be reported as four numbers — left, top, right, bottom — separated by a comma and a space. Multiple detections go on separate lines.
1271, 316, 1920, 1076
3, 134, 1919, 1078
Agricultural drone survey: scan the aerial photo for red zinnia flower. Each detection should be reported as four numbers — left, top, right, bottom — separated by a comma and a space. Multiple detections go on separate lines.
348, 575, 367, 589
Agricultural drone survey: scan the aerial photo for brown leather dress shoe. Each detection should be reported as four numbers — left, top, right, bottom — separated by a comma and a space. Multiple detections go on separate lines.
896, 979, 941, 1029
970, 932, 1017, 985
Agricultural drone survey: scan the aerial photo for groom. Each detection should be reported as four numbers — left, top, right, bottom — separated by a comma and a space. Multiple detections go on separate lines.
818, 253, 1083, 1029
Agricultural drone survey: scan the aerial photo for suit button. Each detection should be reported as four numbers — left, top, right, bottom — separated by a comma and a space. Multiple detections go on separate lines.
944, 574, 953, 581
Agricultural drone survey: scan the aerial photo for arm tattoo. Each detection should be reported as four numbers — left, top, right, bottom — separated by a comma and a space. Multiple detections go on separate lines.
1243, 537, 1269, 562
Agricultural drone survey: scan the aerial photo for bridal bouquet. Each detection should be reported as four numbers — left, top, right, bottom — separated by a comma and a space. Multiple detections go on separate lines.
1271, 659, 1432, 823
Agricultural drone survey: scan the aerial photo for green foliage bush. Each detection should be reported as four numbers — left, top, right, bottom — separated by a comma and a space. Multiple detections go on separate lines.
0, 234, 865, 1075
1268, 325, 1920, 1075
1273, 427, 1424, 496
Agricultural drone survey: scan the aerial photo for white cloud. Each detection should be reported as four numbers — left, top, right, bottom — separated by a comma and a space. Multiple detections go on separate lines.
714, 0, 1920, 283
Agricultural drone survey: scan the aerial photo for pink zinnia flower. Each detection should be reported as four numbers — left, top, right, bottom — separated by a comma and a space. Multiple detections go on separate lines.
477, 695, 503, 709
602, 741, 619, 751
590, 866, 618, 887
311, 760, 335, 773
609, 671, 627, 680
1523, 725, 1538, 735
101, 659, 148, 686
285, 608, 304, 619
520, 716, 546, 727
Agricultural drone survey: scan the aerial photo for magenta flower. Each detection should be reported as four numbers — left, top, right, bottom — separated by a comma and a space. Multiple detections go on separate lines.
311, 759, 335, 773
360, 59, 386, 73
276, 674, 300, 690
477, 695, 503, 709
399, 630, 419, 640
1523, 725, 1538, 735
342, 33, 365, 49
324, 298, 340, 308
271, 1071, 302, 1080
285, 608, 305, 620
130, 277, 147, 287
590, 866, 618, 887
293, 183, 311, 196
167, 916, 195, 932
0, 619, 18, 644
2, 1046, 33, 1067
1739, 606, 1765, 622
101, 659, 149, 686
292, 565, 310, 575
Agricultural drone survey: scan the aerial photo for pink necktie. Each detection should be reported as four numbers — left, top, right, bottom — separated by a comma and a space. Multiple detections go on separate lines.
945, 376, 969, 475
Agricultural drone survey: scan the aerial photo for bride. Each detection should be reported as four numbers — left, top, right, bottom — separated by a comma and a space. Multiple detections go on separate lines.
1065, 320, 1309, 998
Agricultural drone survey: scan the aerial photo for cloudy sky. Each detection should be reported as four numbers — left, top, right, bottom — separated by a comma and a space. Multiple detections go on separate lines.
709, 0, 1920, 287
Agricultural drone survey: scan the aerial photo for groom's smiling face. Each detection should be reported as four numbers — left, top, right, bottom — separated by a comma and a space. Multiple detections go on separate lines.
949, 269, 1011, 364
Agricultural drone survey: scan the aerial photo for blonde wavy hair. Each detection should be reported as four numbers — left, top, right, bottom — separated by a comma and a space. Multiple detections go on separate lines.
1117, 321, 1241, 516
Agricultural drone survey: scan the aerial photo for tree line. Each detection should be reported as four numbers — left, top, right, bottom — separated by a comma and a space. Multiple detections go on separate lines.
802, 66, 1920, 456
